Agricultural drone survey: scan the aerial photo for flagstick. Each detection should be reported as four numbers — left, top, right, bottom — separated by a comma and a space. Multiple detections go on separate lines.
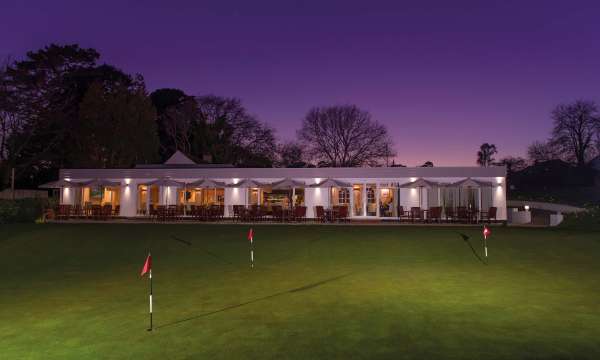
250, 238, 254, 269
484, 236, 488, 258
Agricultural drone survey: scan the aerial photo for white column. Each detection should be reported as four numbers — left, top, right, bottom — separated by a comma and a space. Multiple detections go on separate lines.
362, 182, 367, 216
349, 185, 355, 218
375, 184, 380, 217
146, 186, 151, 215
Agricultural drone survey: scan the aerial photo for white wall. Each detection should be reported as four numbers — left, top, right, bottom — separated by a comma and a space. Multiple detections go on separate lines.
224, 187, 247, 217
119, 181, 137, 217
492, 181, 507, 220
305, 187, 328, 218
61, 187, 75, 205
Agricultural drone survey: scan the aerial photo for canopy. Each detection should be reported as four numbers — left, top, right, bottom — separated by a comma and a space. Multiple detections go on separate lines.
228, 179, 269, 188
310, 178, 351, 188
83, 178, 121, 188
450, 178, 493, 188
399, 178, 439, 188
271, 178, 306, 190
144, 177, 185, 187
187, 178, 226, 188
39, 179, 85, 188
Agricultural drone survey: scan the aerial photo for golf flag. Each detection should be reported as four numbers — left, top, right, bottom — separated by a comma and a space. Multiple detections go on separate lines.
483, 226, 491, 240
140, 253, 152, 277
248, 228, 254, 268
140, 253, 153, 331
483, 226, 490, 258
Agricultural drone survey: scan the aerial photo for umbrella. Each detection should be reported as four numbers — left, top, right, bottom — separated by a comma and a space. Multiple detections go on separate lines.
399, 178, 439, 209
83, 178, 121, 188
188, 179, 226, 206
144, 178, 185, 187
187, 178, 226, 188
310, 178, 351, 208
228, 179, 270, 206
39, 179, 85, 188
450, 178, 492, 210
271, 178, 306, 208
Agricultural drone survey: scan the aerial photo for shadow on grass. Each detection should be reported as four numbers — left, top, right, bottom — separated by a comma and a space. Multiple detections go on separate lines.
457, 232, 487, 265
171, 235, 233, 265
156, 271, 357, 329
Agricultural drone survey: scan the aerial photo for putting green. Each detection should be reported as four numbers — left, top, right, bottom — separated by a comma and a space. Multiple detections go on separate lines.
1, 223, 599, 359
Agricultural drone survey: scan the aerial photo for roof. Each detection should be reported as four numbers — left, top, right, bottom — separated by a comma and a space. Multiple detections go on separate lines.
59, 166, 506, 181
135, 151, 234, 169
165, 151, 196, 165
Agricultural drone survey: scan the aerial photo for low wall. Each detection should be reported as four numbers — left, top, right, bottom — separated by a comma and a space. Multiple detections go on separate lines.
507, 200, 585, 214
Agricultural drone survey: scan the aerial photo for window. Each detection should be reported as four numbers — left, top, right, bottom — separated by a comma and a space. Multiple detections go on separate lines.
339, 188, 350, 204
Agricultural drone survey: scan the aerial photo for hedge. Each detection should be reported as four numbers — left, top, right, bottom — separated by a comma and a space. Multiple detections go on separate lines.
0, 198, 55, 224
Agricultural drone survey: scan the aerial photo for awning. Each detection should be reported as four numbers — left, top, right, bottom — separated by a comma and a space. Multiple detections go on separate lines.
187, 178, 226, 188
399, 178, 439, 188
228, 179, 270, 188
144, 177, 185, 187
271, 178, 306, 190
83, 178, 121, 188
449, 178, 493, 188
39, 179, 85, 188
310, 178, 352, 188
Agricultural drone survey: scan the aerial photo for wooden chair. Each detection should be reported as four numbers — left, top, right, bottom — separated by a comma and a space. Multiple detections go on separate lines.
101, 204, 112, 220
428, 207, 442, 223
315, 206, 326, 223
410, 207, 423, 223
457, 206, 469, 223
272, 205, 283, 222
480, 207, 497, 223
398, 206, 410, 222
294, 206, 307, 222
444, 207, 455, 223
337, 206, 349, 223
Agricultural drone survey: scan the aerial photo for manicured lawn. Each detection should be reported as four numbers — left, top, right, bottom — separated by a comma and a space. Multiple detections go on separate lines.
1, 223, 599, 359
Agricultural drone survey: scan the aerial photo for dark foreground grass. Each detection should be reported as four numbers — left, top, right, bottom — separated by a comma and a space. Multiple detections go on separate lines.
1, 223, 599, 359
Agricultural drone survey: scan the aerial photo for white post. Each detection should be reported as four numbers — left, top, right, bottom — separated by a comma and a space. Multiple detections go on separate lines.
375, 184, 380, 217
362, 183, 367, 216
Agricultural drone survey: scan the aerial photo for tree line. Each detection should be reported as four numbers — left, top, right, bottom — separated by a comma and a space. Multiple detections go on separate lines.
1, 44, 599, 190
0, 44, 394, 189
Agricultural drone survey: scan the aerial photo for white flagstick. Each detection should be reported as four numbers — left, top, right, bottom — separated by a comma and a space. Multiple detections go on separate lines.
249, 228, 254, 269
148, 268, 153, 331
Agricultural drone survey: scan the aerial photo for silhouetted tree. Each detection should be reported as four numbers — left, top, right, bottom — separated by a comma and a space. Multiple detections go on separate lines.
297, 105, 395, 167
527, 140, 558, 164
476, 143, 497, 167
276, 141, 308, 167
150, 88, 191, 160
421, 161, 434, 167
550, 100, 600, 167
495, 156, 527, 173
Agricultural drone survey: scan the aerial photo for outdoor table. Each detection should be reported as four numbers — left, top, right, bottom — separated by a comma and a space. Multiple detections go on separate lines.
324, 208, 339, 222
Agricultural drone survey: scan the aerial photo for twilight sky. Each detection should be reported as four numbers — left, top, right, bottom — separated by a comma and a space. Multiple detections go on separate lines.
1, 0, 599, 165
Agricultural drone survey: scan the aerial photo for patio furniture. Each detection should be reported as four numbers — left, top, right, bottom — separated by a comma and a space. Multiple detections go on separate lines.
294, 206, 307, 222
272, 205, 283, 222
337, 206, 349, 223
113, 205, 120, 217
101, 204, 112, 220
91, 205, 102, 220
57, 204, 72, 220
315, 206, 326, 223
398, 206, 411, 222
410, 207, 423, 222
233, 205, 244, 221
444, 207, 455, 223
457, 206, 470, 223
480, 207, 497, 223
428, 206, 442, 223
72, 204, 83, 218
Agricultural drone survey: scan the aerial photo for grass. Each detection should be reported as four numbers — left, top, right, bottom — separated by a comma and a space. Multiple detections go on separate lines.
1, 223, 599, 359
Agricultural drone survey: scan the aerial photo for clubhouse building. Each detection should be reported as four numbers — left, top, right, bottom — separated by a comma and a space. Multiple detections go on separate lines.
45, 151, 507, 221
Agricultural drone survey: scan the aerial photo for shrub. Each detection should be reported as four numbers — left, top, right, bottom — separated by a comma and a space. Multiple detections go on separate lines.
0, 198, 52, 224
560, 205, 600, 230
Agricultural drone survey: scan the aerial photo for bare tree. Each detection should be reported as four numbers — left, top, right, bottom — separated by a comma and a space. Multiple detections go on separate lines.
476, 143, 497, 167
297, 105, 395, 167
495, 156, 527, 173
275, 141, 307, 168
527, 140, 558, 164
551, 100, 600, 166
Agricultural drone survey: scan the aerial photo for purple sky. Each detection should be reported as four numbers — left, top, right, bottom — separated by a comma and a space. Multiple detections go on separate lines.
2, 1, 599, 165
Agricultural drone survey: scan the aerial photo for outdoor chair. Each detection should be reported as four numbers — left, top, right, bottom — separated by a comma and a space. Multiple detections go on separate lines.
428, 207, 442, 223
91, 205, 102, 220
398, 206, 410, 222
113, 205, 120, 217
57, 204, 72, 220
294, 206, 307, 222
480, 206, 497, 223
72, 204, 83, 218
101, 204, 112, 220
272, 205, 283, 222
315, 206, 326, 223
457, 206, 469, 223
410, 207, 423, 223
444, 207, 455, 223
337, 206, 349, 223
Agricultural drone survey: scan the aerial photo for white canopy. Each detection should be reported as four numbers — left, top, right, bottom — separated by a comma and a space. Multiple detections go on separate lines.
271, 178, 306, 190
187, 178, 226, 188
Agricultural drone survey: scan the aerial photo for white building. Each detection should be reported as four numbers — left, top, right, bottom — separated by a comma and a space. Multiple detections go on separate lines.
50, 151, 507, 220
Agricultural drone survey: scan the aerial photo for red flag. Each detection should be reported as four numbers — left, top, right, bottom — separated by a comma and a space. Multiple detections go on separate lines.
248, 228, 254, 243
483, 226, 491, 239
140, 254, 152, 277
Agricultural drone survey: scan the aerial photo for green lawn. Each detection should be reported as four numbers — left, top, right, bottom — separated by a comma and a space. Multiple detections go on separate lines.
1, 223, 599, 359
